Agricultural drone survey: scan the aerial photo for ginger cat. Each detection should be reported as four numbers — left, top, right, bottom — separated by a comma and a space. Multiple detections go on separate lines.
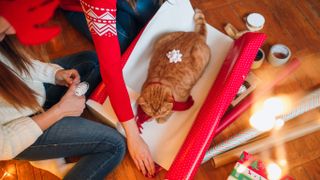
137, 9, 211, 123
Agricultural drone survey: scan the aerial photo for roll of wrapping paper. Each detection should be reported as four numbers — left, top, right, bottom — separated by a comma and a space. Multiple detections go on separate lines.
214, 58, 301, 136
165, 32, 266, 179
203, 87, 320, 163
211, 119, 320, 168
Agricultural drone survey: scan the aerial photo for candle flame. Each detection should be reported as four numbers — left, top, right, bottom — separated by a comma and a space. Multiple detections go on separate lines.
250, 110, 275, 131
267, 163, 282, 180
278, 159, 287, 166
250, 97, 286, 131
263, 97, 285, 116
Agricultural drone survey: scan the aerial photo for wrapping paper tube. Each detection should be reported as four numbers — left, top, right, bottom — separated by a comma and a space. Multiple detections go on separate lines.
214, 58, 301, 136
211, 119, 320, 168
203, 129, 259, 163
278, 88, 320, 121
203, 86, 320, 163
165, 32, 266, 179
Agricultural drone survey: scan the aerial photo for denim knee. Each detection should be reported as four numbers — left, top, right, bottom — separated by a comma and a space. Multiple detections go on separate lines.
110, 134, 126, 163
93, 125, 127, 155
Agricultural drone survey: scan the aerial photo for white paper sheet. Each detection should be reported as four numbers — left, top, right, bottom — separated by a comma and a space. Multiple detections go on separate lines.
87, 0, 233, 170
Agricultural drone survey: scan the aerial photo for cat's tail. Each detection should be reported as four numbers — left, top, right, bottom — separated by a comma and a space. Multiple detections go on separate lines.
194, 8, 207, 39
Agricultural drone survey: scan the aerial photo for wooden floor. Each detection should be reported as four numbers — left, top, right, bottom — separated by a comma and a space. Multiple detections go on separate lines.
1, 0, 320, 179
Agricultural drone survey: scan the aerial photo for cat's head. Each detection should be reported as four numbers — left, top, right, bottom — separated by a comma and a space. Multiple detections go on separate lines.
138, 83, 174, 119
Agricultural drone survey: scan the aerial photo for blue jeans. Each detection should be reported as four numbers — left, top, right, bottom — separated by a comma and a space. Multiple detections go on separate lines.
62, 0, 161, 53
16, 51, 126, 180
43, 51, 101, 109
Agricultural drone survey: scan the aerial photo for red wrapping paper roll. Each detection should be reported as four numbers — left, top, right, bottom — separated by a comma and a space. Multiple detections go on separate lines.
165, 32, 266, 179
214, 58, 301, 136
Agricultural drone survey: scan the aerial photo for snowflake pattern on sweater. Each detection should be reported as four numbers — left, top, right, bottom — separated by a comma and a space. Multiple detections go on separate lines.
81, 0, 117, 37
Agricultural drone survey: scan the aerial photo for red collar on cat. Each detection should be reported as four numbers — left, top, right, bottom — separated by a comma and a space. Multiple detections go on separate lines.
136, 83, 194, 132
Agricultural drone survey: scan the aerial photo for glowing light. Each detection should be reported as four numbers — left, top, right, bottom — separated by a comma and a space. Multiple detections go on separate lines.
250, 110, 276, 131
250, 97, 287, 131
278, 159, 287, 166
0, 171, 12, 180
263, 97, 285, 116
267, 163, 282, 180
274, 119, 285, 129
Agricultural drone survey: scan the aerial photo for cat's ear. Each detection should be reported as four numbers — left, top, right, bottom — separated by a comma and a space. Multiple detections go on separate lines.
137, 96, 146, 105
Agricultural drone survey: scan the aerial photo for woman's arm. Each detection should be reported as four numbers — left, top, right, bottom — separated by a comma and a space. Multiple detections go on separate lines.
28, 59, 64, 84
33, 83, 85, 130
31, 103, 64, 131
0, 83, 85, 160
0, 117, 43, 160
0, 107, 64, 160
121, 119, 155, 177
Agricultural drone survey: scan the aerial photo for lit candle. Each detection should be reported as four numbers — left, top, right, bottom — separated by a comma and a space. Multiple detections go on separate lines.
204, 88, 320, 163
267, 163, 282, 180
203, 97, 285, 163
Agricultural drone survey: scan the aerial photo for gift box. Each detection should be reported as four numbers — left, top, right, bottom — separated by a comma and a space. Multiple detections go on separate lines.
228, 152, 294, 180
228, 152, 268, 180
86, 0, 266, 178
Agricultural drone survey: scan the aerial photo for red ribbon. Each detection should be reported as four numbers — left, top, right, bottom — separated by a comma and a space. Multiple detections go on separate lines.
136, 95, 194, 132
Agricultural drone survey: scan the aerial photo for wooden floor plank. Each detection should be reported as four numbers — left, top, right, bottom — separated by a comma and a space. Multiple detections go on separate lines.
33, 167, 43, 180
264, 0, 320, 53
16, 161, 35, 180
289, 166, 309, 180
301, 159, 320, 179
232, 0, 298, 52
294, 0, 320, 35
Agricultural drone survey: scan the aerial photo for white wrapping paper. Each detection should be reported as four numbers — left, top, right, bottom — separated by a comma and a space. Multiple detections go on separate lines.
87, 0, 233, 169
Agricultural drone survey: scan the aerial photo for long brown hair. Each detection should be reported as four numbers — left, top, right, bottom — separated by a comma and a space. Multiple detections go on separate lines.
0, 37, 42, 112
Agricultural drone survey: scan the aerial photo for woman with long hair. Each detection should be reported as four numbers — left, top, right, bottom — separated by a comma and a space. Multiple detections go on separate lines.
0, 16, 126, 179
0, 0, 163, 178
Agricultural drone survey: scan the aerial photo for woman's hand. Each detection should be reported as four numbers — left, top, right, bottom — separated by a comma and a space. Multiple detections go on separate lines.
55, 69, 80, 87
54, 83, 86, 117
122, 120, 155, 177
32, 83, 85, 130
127, 133, 155, 177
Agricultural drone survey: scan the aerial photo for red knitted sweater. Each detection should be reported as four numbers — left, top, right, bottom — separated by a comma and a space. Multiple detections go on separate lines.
63, 0, 134, 122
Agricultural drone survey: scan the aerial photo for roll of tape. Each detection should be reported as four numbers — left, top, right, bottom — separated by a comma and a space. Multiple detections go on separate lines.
268, 44, 291, 67
246, 13, 265, 32
251, 48, 265, 69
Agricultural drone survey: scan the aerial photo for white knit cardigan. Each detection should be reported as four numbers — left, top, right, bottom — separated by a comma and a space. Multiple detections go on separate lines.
0, 53, 63, 160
